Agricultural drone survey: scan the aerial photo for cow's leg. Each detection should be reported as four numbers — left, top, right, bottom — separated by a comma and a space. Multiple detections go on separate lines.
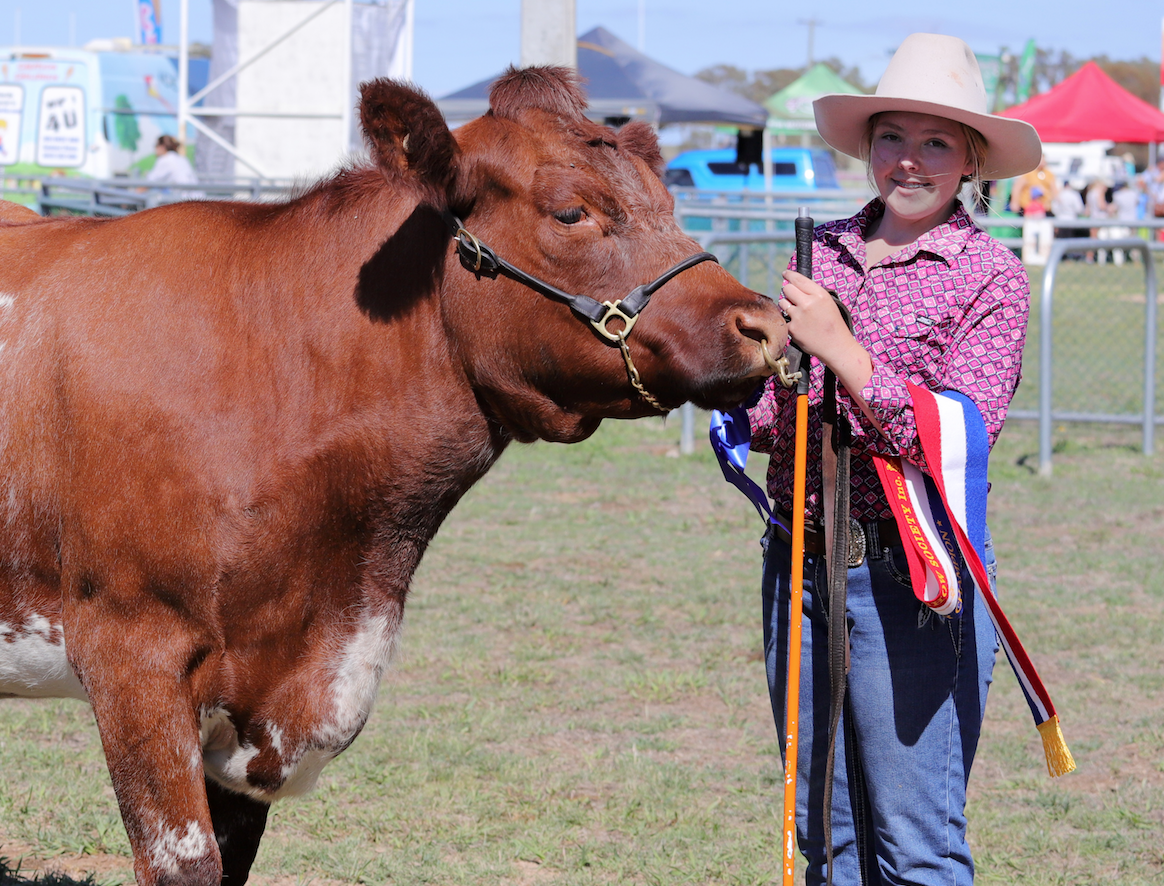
205, 778, 269, 884
64, 577, 223, 886
84, 676, 222, 886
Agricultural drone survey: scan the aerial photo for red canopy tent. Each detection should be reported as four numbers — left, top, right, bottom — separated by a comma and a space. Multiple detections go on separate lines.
999, 61, 1164, 143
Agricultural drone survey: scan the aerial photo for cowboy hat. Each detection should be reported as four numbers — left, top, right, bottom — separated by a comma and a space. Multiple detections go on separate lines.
813, 33, 1042, 180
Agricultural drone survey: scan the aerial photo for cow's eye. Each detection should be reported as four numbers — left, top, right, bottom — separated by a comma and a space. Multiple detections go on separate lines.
553, 207, 584, 225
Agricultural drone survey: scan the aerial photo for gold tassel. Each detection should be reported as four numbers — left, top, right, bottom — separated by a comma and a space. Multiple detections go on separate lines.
1037, 715, 1076, 777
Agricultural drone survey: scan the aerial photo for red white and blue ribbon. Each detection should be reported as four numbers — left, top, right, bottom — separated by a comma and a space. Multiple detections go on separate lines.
873, 383, 1074, 776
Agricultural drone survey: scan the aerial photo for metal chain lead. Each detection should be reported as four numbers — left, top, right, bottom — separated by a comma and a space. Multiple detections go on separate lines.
616, 333, 668, 413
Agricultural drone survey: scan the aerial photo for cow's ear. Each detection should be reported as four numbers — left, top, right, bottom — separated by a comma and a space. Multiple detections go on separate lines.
359, 79, 458, 199
488, 66, 587, 122
617, 121, 665, 179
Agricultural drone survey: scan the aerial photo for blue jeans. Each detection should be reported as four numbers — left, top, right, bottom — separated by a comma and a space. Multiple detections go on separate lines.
761, 528, 998, 886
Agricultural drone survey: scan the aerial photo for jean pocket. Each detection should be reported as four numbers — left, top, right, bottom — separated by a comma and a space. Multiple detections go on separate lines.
885, 544, 913, 589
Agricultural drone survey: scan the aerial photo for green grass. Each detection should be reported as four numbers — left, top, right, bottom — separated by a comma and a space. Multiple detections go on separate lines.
2, 413, 1162, 885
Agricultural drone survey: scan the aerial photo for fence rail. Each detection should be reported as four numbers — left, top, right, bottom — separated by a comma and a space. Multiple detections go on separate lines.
674, 210, 1164, 469
2, 176, 299, 217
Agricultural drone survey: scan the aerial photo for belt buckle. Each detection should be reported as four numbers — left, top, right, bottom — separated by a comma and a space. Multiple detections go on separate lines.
848, 517, 866, 568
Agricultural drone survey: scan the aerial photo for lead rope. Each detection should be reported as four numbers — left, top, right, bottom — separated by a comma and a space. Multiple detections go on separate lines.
817, 295, 859, 886
820, 362, 854, 886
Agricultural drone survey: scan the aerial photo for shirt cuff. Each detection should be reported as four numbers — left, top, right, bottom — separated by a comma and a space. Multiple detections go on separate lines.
838, 358, 911, 449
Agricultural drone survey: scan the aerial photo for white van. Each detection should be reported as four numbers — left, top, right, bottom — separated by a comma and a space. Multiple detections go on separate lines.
1040, 141, 1127, 187
0, 46, 186, 179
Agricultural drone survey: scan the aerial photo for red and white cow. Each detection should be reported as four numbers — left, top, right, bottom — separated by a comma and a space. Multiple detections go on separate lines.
0, 67, 786, 885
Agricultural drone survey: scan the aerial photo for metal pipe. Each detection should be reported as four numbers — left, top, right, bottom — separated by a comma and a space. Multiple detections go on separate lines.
1037, 241, 1063, 476
341, 0, 354, 156
1143, 245, 1158, 456
179, 0, 189, 147
679, 402, 694, 455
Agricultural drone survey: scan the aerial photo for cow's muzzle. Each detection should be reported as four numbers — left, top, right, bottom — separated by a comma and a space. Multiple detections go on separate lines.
446, 213, 726, 412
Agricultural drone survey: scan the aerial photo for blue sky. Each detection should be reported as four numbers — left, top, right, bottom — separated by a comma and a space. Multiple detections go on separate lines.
4, 1, 1162, 99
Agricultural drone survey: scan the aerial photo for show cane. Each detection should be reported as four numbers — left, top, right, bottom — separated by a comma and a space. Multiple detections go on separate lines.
781, 206, 813, 886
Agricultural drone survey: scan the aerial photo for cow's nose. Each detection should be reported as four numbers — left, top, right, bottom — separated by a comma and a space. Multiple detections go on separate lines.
735, 300, 789, 352
732, 300, 790, 381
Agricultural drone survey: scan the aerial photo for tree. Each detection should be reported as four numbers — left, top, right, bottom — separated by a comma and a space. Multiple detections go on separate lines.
112, 94, 141, 153
997, 48, 1159, 108
1093, 56, 1159, 107
696, 58, 868, 104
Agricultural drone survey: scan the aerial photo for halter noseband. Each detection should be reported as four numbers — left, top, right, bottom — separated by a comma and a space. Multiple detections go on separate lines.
444, 213, 717, 411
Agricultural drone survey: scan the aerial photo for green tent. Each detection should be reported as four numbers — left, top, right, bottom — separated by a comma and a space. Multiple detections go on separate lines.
764, 63, 864, 135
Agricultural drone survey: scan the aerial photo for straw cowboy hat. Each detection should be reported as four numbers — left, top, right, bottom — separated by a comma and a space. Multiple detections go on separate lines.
813, 33, 1042, 180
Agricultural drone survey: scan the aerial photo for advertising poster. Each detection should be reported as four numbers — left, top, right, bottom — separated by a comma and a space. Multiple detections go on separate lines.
0, 84, 22, 165
36, 85, 86, 168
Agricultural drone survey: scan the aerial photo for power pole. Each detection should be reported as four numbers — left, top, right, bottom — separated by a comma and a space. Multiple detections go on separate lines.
797, 17, 821, 67
521, 0, 577, 70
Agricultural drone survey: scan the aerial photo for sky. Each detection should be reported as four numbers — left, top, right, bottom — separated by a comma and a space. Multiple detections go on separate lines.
3, 0, 1162, 100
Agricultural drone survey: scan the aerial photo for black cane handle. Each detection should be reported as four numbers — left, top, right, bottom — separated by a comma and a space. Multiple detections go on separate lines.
792, 207, 814, 395
795, 207, 813, 281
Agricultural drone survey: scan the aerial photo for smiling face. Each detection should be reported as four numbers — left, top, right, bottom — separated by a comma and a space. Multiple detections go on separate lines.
867, 111, 975, 232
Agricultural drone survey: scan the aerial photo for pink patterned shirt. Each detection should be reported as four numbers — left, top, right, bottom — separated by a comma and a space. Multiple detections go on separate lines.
747, 199, 1030, 522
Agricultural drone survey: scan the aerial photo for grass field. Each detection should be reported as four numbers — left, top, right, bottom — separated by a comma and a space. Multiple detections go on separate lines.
1, 405, 1161, 885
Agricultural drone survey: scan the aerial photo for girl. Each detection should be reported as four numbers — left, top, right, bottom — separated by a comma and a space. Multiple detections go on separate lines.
748, 33, 1043, 885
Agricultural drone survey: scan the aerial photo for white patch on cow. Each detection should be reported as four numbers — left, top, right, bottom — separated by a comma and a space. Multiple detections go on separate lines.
266, 721, 284, 756
200, 707, 260, 793
148, 819, 213, 878
277, 747, 334, 797
196, 609, 402, 803
0, 614, 88, 701
317, 610, 399, 747
0, 294, 14, 309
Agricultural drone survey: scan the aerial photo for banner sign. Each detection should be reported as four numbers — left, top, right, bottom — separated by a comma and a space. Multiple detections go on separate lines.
36, 85, 85, 167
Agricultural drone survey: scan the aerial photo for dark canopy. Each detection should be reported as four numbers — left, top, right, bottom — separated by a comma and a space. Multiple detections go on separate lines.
999, 61, 1164, 143
438, 26, 769, 129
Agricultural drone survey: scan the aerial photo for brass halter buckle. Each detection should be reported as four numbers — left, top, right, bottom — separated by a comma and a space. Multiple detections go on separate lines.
590, 300, 639, 344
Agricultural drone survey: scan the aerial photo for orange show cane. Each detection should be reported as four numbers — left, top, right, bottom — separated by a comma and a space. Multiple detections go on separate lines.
782, 207, 813, 886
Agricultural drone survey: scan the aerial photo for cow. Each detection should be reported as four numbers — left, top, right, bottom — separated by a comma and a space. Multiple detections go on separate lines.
0, 67, 786, 886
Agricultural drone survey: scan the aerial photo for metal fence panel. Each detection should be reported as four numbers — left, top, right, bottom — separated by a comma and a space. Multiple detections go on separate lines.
671, 203, 1164, 470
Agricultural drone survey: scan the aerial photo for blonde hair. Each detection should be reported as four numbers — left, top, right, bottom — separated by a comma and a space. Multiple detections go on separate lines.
859, 113, 988, 209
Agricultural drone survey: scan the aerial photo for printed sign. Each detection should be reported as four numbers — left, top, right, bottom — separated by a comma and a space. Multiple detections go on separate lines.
138, 0, 162, 46
36, 85, 85, 167
0, 84, 23, 165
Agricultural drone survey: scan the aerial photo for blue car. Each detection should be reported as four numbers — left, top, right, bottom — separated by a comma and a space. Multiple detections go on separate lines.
664, 147, 839, 192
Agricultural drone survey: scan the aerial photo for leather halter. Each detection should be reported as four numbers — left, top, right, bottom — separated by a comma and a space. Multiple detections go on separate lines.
444, 213, 717, 412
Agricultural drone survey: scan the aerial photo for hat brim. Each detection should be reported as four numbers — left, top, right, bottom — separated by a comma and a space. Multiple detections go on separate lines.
813, 93, 1043, 181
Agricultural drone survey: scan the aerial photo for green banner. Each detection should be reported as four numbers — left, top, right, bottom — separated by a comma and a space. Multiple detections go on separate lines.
1015, 39, 1037, 104
975, 53, 1002, 112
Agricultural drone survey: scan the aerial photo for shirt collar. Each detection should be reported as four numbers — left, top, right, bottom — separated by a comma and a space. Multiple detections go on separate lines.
833, 198, 977, 268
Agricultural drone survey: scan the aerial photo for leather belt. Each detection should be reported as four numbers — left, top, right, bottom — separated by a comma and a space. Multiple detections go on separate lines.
773, 511, 901, 568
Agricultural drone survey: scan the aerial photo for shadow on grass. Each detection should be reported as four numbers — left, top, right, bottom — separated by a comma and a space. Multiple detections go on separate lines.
0, 859, 100, 886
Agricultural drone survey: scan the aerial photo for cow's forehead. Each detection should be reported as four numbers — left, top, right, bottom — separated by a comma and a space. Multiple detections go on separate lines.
458, 112, 668, 214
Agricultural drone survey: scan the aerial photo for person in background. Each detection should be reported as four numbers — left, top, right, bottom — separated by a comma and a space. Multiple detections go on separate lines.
1143, 157, 1164, 241
747, 32, 1043, 886
1024, 186, 1048, 217
146, 134, 200, 197
1109, 180, 1142, 265
1051, 177, 1086, 240
1009, 154, 1058, 215
1085, 178, 1112, 262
